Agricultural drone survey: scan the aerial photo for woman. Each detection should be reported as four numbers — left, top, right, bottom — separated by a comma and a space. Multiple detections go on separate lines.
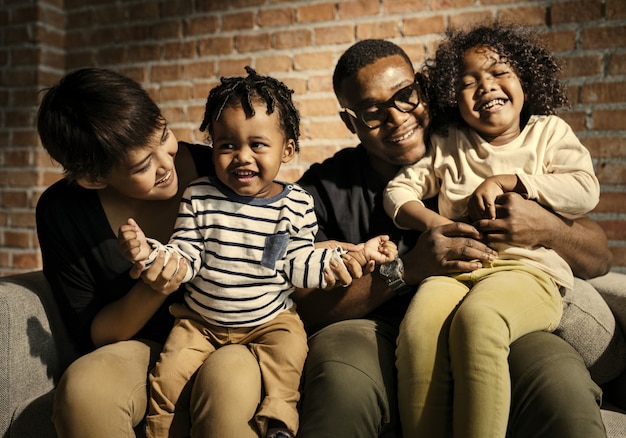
36, 67, 270, 437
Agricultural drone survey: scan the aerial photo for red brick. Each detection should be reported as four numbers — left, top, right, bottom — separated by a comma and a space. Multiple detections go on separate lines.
298, 3, 335, 23
186, 16, 219, 36
128, 44, 161, 63
583, 136, 626, 159
449, 11, 493, 30
4, 230, 32, 248
583, 25, 626, 50
596, 192, 626, 213
159, 84, 192, 103
550, 0, 602, 24
308, 119, 352, 139
256, 55, 292, 73
403, 15, 446, 37
294, 51, 334, 71
12, 252, 42, 270
163, 41, 196, 60
298, 97, 338, 117
598, 220, 626, 240
338, 0, 380, 19
1, 191, 28, 208
607, 0, 626, 19
151, 64, 184, 83
259, 7, 295, 27
609, 53, 626, 75
430, 0, 474, 11
609, 246, 626, 269
274, 29, 313, 49
306, 74, 333, 93
236, 33, 272, 52
218, 58, 253, 77
387, 0, 428, 13
222, 11, 255, 32
596, 162, 626, 185
198, 36, 235, 56
582, 81, 626, 104
128, 1, 158, 20
184, 61, 217, 81
543, 30, 577, 52
356, 20, 399, 40
314, 25, 354, 45
498, 6, 547, 26
561, 55, 602, 78
593, 109, 626, 130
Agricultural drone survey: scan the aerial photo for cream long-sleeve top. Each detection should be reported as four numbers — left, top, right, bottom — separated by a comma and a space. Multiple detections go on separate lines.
383, 115, 600, 290
145, 176, 343, 327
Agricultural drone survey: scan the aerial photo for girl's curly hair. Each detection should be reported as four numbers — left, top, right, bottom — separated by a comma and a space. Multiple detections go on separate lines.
200, 66, 301, 151
424, 23, 568, 136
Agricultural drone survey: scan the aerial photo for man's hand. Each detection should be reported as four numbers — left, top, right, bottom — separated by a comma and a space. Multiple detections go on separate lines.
403, 222, 497, 286
474, 192, 549, 248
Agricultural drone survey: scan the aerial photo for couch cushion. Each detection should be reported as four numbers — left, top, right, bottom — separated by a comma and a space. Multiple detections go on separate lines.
556, 278, 626, 384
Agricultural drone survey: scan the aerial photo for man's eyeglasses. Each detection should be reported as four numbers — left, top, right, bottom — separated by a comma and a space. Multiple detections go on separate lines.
341, 82, 421, 129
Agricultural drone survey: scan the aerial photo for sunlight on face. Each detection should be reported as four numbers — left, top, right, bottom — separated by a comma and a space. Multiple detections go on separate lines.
211, 102, 295, 198
102, 126, 180, 200
457, 45, 526, 146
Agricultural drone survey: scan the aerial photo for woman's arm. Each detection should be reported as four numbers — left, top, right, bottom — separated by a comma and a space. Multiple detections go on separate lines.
90, 253, 187, 346
477, 192, 612, 279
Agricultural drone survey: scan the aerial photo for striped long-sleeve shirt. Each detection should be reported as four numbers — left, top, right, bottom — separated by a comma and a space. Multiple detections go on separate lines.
147, 176, 343, 327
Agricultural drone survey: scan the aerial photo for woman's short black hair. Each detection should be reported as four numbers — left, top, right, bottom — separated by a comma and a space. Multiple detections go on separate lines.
37, 68, 165, 181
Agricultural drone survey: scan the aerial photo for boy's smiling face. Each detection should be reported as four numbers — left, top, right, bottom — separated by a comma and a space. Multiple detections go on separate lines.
211, 101, 295, 198
457, 45, 526, 146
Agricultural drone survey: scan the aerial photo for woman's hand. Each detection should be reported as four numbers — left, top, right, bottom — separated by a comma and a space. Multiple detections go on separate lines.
133, 250, 188, 296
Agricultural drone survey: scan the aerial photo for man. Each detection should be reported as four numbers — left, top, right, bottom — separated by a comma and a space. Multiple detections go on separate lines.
293, 39, 610, 437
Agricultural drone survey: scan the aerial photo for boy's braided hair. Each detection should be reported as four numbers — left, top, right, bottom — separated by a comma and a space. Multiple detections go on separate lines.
200, 66, 300, 151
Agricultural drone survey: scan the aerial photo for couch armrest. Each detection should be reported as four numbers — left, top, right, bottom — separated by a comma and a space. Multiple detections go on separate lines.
589, 272, 626, 335
0, 271, 78, 436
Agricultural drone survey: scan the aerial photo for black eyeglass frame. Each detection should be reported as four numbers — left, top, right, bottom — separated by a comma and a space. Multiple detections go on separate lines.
341, 81, 422, 129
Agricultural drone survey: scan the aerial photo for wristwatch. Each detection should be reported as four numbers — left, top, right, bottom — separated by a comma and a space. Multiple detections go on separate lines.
378, 258, 412, 296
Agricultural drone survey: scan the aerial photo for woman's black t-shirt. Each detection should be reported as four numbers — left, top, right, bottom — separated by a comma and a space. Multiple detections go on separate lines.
36, 142, 214, 353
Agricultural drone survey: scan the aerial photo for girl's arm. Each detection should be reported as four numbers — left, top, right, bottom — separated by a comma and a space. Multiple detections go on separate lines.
395, 200, 453, 231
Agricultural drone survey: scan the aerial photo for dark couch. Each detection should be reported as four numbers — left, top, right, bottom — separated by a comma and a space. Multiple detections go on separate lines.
2, 271, 626, 437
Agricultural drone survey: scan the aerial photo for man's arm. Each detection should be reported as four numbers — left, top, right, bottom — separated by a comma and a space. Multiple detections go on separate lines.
292, 271, 395, 334
477, 193, 612, 279
293, 222, 498, 332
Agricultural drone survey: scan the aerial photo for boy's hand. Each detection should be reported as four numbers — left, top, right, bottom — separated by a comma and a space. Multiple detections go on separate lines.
354, 235, 398, 268
117, 218, 152, 263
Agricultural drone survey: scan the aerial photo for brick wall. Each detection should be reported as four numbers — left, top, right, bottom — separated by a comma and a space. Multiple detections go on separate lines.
1, 0, 625, 276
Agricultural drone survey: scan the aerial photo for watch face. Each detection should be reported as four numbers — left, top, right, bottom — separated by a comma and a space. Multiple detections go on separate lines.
380, 259, 398, 277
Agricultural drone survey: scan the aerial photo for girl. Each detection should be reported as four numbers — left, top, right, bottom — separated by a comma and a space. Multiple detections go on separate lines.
384, 24, 600, 438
